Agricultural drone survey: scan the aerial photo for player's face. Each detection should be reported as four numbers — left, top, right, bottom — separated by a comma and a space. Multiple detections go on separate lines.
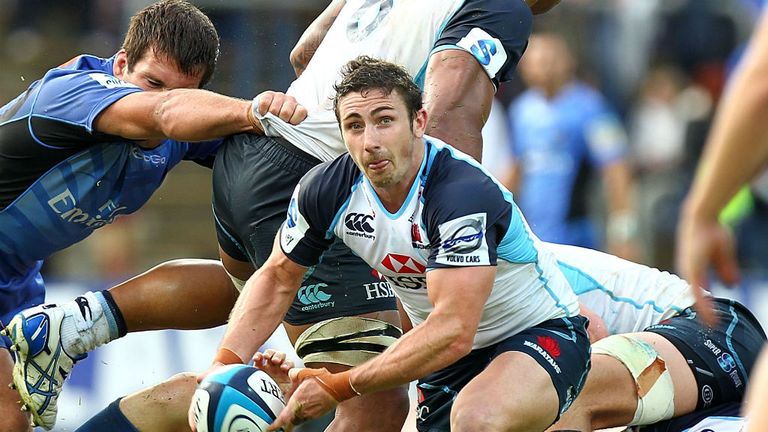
518, 35, 573, 91
338, 89, 427, 190
114, 47, 204, 91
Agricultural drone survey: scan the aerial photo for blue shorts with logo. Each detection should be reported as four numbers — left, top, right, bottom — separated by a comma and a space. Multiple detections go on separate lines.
644, 297, 766, 411
415, 315, 591, 432
0, 259, 45, 350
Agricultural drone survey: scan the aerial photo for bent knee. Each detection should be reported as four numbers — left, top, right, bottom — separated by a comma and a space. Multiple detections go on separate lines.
451, 406, 521, 432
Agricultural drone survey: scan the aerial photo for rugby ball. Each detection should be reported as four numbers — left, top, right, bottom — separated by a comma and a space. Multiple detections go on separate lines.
191, 364, 286, 432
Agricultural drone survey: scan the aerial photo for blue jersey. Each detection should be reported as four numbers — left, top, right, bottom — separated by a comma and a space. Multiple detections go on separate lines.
508, 82, 627, 247
0, 54, 222, 323
280, 136, 579, 349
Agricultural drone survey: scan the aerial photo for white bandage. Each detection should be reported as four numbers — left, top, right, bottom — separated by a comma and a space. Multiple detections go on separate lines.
294, 317, 402, 366
224, 268, 247, 292
592, 334, 675, 426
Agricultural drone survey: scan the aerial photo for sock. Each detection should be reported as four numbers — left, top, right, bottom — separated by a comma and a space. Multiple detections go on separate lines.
60, 291, 127, 357
74, 398, 139, 432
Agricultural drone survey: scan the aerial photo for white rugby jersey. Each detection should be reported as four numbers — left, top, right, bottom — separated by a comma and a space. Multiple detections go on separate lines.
257, 0, 531, 161
682, 416, 744, 432
280, 136, 579, 349
546, 243, 697, 335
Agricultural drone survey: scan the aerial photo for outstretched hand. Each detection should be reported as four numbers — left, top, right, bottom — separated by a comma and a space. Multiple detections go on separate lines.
676, 215, 740, 326
267, 368, 340, 432
253, 349, 294, 395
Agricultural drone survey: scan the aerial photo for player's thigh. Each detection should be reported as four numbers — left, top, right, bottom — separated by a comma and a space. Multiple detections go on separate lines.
0, 348, 31, 432
453, 350, 560, 432
632, 332, 698, 416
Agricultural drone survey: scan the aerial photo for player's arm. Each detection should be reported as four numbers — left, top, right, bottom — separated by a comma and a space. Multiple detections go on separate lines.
289, 0, 345, 77
351, 266, 494, 392
423, 49, 494, 161
601, 160, 639, 260
677, 12, 768, 299
93, 89, 306, 145
213, 239, 307, 366
525, 0, 561, 14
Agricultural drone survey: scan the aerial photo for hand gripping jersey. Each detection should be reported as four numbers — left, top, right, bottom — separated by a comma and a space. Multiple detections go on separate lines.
547, 242, 697, 335
0, 54, 221, 322
279, 136, 579, 349
258, 0, 532, 162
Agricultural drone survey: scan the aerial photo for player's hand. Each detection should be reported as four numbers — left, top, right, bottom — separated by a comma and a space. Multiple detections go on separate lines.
253, 91, 308, 125
253, 349, 294, 394
267, 368, 339, 432
676, 215, 740, 326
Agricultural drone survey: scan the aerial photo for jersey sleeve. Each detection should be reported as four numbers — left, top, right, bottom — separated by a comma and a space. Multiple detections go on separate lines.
422, 159, 512, 269
279, 157, 357, 267
30, 69, 143, 148
433, 0, 533, 87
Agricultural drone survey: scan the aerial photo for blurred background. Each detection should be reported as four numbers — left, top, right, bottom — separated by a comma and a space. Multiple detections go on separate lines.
2, 0, 768, 429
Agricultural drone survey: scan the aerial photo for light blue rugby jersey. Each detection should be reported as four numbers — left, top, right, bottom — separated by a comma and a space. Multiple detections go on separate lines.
280, 136, 580, 349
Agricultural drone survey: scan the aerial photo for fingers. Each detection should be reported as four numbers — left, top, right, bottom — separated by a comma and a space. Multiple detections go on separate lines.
694, 288, 719, 328
254, 349, 294, 370
268, 398, 303, 432
253, 91, 308, 125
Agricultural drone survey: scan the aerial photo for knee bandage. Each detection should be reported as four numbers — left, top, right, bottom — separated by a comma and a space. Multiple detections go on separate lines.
592, 334, 675, 426
294, 317, 402, 366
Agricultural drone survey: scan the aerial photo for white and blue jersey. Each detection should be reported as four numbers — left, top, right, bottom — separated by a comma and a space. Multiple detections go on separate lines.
280, 136, 579, 349
545, 243, 696, 335
508, 82, 628, 248
259, 0, 533, 162
0, 54, 222, 325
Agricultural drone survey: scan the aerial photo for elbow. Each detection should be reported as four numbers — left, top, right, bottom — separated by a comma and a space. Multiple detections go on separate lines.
289, 46, 306, 76
444, 323, 475, 359
155, 92, 186, 139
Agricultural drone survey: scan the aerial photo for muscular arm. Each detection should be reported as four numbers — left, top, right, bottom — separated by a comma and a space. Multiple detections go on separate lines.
423, 49, 495, 162
601, 161, 639, 259
349, 266, 495, 394
93, 89, 257, 143
682, 12, 768, 224
217, 241, 307, 362
289, 0, 345, 77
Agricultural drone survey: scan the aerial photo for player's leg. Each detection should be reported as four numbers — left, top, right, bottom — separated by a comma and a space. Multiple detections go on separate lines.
450, 316, 591, 432
285, 311, 409, 432
0, 347, 31, 432
4, 259, 237, 430
549, 332, 698, 431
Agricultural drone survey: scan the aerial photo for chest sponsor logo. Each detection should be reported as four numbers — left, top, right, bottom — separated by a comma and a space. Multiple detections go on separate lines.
297, 283, 334, 311
457, 28, 508, 79
89, 73, 139, 89
344, 212, 375, 239
48, 188, 127, 229
364, 281, 395, 300
381, 253, 426, 274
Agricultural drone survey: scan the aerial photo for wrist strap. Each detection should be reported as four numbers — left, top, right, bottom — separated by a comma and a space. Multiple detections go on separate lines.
214, 347, 244, 365
297, 368, 360, 402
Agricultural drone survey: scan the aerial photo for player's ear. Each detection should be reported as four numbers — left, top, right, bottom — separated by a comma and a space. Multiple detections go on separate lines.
113, 49, 128, 78
413, 108, 428, 137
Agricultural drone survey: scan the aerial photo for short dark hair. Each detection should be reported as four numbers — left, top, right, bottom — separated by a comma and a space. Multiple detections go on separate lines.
122, 0, 219, 87
333, 56, 423, 123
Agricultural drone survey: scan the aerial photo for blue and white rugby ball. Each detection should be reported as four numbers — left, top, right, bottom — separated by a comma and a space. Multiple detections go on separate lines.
191, 364, 286, 432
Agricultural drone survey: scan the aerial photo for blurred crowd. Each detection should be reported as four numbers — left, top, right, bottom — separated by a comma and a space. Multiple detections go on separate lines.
1, 0, 766, 281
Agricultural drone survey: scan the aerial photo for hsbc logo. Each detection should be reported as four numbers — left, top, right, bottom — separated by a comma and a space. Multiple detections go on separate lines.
344, 213, 375, 239
381, 253, 426, 274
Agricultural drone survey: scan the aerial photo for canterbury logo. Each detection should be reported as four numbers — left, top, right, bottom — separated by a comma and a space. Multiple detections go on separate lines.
298, 283, 332, 305
344, 213, 374, 233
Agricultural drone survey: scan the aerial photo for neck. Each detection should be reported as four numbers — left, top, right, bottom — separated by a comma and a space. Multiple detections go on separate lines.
541, 77, 569, 99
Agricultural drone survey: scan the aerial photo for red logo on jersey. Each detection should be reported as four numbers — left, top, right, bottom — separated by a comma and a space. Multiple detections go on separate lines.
381, 254, 426, 274
537, 336, 561, 358
417, 387, 425, 403
411, 223, 422, 243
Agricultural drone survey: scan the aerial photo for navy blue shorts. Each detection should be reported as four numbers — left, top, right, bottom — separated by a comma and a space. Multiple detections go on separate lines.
644, 297, 766, 410
415, 315, 591, 432
212, 134, 396, 325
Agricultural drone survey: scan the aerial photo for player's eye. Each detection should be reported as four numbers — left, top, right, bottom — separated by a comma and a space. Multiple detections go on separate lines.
379, 117, 392, 125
